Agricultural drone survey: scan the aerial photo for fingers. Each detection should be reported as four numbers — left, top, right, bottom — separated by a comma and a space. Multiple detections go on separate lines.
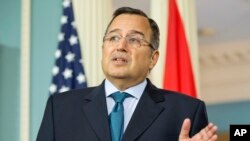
193, 122, 218, 141
206, 123, 218, 141
179, 118, 218, 141
179, 118, 191, 140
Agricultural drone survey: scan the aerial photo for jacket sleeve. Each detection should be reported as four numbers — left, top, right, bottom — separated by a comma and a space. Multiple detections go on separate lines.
36, 95, 55, 141
190, 101, 209, 136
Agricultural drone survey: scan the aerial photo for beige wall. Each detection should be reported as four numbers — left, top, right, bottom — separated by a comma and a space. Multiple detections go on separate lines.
199, 40, 250, 104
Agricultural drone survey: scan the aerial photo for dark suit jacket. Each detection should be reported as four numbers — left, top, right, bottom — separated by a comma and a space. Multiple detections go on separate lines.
37, 79, 208, 141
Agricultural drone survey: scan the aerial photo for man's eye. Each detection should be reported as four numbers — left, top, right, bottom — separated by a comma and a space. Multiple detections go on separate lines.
109, 36, 120, 42
128, 37, 140, 44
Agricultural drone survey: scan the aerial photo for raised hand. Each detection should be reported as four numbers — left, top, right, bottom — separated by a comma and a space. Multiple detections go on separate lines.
179, 118, 218, 141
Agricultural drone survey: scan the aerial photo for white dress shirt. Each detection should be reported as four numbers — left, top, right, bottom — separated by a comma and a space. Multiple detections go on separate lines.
104, 79, 147, 132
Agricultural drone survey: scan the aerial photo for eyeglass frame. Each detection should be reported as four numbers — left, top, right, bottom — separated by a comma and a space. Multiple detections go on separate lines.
103, 32, 155, 50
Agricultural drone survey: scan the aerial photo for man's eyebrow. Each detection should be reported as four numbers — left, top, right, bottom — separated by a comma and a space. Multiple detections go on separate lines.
128, 30, 145, 37
107, 29, 146, 37
107, 29, 121, 34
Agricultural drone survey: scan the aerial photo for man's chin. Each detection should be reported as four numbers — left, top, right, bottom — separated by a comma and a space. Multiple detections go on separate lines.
107, 72, 129, 79
110, 75, 127, 79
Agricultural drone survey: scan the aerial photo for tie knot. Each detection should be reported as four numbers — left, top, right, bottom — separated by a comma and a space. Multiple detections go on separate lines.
110, 92, 130, 103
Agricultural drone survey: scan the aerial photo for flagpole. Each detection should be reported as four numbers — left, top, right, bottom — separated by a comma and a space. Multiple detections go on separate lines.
20, 0, 31, 140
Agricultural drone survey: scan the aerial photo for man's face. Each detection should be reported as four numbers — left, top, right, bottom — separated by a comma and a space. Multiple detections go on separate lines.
101, 14, 159, 86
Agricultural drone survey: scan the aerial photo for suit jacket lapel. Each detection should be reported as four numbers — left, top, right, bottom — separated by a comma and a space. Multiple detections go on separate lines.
122, 80, 165, 141
82, 82, 111, 141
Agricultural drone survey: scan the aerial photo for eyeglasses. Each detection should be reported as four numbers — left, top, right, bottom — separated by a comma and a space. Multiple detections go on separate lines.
103, 33, 155, 50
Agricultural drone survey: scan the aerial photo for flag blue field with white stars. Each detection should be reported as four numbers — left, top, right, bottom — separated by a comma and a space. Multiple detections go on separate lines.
49, 0, 87, 94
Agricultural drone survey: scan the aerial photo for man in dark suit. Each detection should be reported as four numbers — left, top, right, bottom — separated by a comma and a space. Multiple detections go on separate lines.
37, 7, 217, 141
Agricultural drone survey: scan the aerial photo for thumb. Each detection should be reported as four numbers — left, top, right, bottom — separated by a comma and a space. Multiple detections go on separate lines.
179, 118, 191, 140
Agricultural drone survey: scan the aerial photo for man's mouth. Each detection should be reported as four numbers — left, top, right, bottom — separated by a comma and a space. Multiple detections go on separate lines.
112, 57, 128, 63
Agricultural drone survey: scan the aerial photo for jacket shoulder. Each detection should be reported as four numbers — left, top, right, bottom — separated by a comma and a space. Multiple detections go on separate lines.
51, 86, 98, 102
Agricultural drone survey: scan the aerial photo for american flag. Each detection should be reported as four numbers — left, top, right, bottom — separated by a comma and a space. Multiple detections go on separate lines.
49, 0, 87, 94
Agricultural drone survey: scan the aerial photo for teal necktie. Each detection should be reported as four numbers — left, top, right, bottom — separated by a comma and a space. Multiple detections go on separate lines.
109, 92, 130, 141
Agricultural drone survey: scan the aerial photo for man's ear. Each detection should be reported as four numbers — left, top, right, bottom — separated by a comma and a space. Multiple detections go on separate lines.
149, 50, 159, 69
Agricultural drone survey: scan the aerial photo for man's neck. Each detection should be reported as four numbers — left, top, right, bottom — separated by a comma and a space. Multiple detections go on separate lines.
106, 77, 146, 91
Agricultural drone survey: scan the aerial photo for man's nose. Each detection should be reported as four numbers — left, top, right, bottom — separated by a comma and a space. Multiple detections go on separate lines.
117, 37, 128, 49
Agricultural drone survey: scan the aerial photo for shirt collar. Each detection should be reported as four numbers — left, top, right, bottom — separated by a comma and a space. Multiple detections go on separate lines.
104, 79, 147, 99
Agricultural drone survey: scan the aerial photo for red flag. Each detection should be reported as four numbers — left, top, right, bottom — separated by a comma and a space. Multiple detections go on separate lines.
163, 0, 197, 97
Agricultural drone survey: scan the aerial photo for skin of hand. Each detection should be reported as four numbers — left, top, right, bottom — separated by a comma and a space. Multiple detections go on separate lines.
179, 118, 218, 141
